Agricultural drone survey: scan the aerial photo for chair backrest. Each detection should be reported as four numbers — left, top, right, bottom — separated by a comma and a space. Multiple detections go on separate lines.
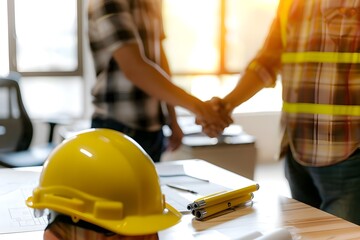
0, 72, 33, 153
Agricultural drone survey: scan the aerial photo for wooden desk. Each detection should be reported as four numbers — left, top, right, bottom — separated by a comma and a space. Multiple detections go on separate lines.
160, 195, 360, 240
1, 160, 360, 240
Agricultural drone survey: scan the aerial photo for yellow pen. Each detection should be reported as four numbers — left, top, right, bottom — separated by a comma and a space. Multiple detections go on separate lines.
194, 193, 254, 220
192, 184, 259, 209
187, 191, 227, 210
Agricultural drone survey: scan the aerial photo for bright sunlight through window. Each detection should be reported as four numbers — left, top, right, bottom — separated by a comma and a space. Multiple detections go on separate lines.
164, 0, 281, 112
164, 0, 282, 113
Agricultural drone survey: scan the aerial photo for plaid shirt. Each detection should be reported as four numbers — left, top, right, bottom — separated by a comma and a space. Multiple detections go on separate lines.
88, 0, 165, 131
44, 215, 159, 240
44, 220, 159, 240
248, 0, 360, 166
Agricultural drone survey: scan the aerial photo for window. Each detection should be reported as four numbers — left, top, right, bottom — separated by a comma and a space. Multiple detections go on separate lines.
0, 0, 9, 76
163, 0, 282, 113
2, 0, 84, 119
163, 0, 220, 75
8, 0, 82, 75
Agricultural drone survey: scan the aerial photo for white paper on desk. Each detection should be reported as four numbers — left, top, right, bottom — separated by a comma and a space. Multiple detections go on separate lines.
156, 164, 186, 176
0, 169, 47, 234
254, 228, 294, 240
193, 230, 232, 240
161, 185, 194, 212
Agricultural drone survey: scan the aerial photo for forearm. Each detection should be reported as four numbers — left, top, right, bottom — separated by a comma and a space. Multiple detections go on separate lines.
113, 42, 232, 135
113, 43, 203, 115
166, 103, 177, 122
223, 70, 266, 112
223, 15, 282, 112
131, 63, 202, 114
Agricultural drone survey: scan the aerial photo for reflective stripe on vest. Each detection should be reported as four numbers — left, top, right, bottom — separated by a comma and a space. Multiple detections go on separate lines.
283, 102, 360, 116
282, 52, 360, 63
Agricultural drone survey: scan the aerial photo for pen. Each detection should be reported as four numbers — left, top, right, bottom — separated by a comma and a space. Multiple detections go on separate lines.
166, 184, 198, 194
192, 183, 259, 209
187, 190, 227, 210
193, 193, 253, 220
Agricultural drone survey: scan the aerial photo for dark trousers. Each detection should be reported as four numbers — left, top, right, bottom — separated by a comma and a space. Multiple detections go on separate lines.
91, 118, 165, 162
285, 148, 360, 225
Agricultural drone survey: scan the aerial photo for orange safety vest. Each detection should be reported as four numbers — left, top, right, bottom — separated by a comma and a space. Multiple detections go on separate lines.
279, 0, 360, 116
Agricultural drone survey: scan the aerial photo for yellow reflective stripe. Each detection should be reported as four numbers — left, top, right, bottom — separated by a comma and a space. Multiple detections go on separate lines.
279, 0, 292, 46
282, 52, 360, 63
283, 102, 360, 116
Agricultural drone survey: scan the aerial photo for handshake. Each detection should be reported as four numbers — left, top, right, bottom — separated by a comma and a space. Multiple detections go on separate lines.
194, 97, 235, 138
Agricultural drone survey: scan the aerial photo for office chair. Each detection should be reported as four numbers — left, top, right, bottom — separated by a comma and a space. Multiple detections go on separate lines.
0, 72, 57, 167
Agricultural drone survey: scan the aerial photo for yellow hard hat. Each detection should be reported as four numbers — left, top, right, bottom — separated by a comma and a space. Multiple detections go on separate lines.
26, 128, 181, 235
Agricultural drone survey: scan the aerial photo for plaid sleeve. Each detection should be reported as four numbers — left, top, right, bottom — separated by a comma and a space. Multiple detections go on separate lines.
88, 0, 138, 54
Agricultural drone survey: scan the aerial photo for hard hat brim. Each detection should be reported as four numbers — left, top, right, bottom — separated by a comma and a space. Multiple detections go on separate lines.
27, 196, 181, 236
103, 203, 182, 236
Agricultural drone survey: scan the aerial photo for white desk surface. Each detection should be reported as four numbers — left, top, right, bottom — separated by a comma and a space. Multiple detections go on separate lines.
1, 159, 360, 240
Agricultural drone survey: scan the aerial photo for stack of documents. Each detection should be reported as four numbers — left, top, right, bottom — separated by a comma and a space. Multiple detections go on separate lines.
187, 184, 259, 220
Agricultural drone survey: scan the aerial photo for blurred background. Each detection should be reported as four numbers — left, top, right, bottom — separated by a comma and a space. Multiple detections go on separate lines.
0, 0, 289, 195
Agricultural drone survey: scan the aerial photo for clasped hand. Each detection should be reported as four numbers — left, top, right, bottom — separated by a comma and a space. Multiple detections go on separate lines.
195, 97, 233, 138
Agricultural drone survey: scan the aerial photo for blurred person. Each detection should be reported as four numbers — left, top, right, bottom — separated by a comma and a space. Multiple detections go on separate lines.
87, 0, 232, 162
26, 129, 182, 240
203, 0, 360, 224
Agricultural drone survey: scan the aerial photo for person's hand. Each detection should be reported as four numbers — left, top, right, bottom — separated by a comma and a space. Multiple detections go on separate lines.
167, 120, 184, 151
209, 96, 233, 116
194, 98, 233, 138
195, 97, 233, 137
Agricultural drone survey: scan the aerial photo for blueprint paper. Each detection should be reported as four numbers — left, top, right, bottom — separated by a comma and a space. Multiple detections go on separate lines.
0, 169, 47, 233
